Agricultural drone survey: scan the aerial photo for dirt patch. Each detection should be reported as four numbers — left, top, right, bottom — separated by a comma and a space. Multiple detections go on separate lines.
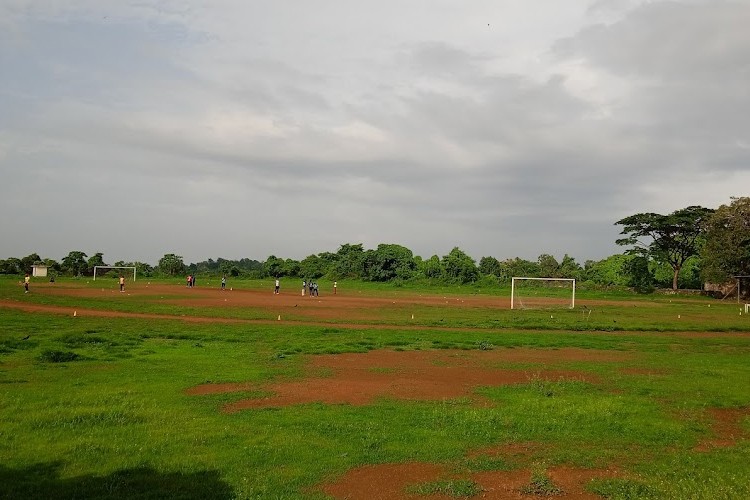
695, 407, 750, 451
319, 461, 619, 500
185, 349, 621, 412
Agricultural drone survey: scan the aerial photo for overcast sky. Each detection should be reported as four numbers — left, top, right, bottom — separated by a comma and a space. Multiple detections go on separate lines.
1, 0, 748, 265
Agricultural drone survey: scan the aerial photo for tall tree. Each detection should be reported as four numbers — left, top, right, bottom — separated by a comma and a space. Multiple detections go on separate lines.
362, 244, 416, 282
616, 206, 713, 290
62, 251, 88, 276
262, 255, 284, 277
87, 252, 106, 275
700, 197, 750, 284
442, 247, 478, 283
19, 253, 41, 274
478, 256, 502, 277
158, 253, 185, 276
537, 254, 560, 277
334, 243, 365, 278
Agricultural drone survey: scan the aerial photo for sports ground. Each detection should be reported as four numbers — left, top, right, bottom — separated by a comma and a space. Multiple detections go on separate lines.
1, 278, 749, 499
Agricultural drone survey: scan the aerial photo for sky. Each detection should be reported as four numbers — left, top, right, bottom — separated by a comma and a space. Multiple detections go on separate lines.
1, 0, 748, 266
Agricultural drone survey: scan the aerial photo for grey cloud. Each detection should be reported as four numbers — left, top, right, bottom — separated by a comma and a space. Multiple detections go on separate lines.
556, 1, 750, 79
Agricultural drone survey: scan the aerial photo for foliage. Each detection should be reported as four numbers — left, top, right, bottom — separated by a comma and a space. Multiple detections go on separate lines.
38, 350, 80, 363
442, 247, 478, 283
422, 255, 443, 279
19, 253, 42, 274
478, 256, 502, 276
498, 257, 539, 281
520, 464, 562, 496
86, 252, 106, 274
157, 253, 185, 276
701, 196, 750, 284
333, 243, 365, 278
616, 206, 713, 290
362, 244, 416, 282
624, 255, 655, 293
583, 254, 632, 286
61, 251, 88, 276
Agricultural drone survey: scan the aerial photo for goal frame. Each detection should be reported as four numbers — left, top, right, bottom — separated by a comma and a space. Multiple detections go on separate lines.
93, 266, 136, 281
511, 277, 575, 310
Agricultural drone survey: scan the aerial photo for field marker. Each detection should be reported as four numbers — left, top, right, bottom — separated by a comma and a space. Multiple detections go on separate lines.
73, 311, 77, 317
411, 314, 414, 320
277, 315, 281, 321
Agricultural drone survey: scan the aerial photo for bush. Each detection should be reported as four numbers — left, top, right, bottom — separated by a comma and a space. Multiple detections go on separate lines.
39, 350, 80, 363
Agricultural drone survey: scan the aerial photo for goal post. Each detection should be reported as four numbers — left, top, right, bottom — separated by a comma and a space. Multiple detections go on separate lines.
511, 277, 575, 310
93, 266, 136, 281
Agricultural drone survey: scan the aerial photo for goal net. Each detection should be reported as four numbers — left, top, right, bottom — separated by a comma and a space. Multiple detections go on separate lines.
511, 277, 575, 309
93, 266, 136, 281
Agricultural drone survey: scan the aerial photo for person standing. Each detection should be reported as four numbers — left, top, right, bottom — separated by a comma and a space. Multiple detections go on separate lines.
186, 275, 192, 288
334, 281, 337, 295
24, 274, 30, 293
302, 280, 306, 296
274, 278, 280, 294
221, 275, 226, 290
119, 275, 125, 293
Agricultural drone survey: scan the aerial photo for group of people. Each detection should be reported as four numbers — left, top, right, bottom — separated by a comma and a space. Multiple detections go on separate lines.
301, 280, 320, 297
185, 274, 197, 288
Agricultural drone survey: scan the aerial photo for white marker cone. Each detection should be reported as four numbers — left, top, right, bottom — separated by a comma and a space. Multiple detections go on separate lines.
73, 311, 77, 317
277, 315, 281, 321
411, 314, 414, 320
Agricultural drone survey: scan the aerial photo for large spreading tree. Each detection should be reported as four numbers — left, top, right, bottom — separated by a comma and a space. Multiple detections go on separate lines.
615, 206, 714, 290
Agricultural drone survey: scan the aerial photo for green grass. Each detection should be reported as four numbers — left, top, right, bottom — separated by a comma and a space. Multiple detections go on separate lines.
1, 277, 749, 498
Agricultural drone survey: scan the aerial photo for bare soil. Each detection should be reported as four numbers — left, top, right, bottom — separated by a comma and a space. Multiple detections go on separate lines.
185, 348, 624, 412
319, 449, 620, 499
694, 407, 750, 451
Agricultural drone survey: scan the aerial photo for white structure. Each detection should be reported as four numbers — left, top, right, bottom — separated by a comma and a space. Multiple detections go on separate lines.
511, 277, 576, 310
32, 265, 48, 277
93, 266, 136, 281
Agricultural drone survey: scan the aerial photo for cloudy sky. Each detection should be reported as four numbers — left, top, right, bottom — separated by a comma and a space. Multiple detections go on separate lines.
1, 0, 748, 265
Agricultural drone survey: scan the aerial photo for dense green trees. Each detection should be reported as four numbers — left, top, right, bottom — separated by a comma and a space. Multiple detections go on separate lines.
157, 253, 185, 276
442, 247, 479, 283
700, 197, 750, 283
62, 251, 88, 276
1, 198, 744, 294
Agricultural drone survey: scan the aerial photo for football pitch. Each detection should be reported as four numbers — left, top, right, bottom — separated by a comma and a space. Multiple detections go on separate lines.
1, 277, 749, 499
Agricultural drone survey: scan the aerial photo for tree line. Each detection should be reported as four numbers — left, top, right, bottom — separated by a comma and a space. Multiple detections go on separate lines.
2, 197, 747, 293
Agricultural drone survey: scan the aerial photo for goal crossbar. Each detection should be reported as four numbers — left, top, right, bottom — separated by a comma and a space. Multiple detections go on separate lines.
511, 277, 575, 309
93, 266, 136, 281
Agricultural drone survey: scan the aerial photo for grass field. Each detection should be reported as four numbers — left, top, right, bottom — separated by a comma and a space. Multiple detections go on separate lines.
1, 276, 749, 499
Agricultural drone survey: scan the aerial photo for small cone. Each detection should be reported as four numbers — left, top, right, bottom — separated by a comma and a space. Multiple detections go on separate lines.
73, 311, 77, 317
277, 315, 281, 321
411, 314, 414, 320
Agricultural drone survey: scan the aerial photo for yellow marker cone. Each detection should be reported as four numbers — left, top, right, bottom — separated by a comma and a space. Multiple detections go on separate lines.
73, 311, 77, 317
277, 315, 281, 321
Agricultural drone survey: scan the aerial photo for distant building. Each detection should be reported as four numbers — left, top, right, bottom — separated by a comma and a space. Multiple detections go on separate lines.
31, 265, 48, 278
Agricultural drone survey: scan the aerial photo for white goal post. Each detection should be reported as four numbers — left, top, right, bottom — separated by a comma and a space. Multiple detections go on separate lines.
93, 266, 136, 281
511, 277, 575, 310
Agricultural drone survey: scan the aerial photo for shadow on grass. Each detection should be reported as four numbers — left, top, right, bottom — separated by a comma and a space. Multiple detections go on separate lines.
0, 462, 234, 499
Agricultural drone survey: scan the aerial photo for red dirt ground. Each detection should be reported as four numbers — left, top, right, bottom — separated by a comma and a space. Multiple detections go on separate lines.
694, 407, 750, 451
319, 456, 620, 499
185, 348, 626, 412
